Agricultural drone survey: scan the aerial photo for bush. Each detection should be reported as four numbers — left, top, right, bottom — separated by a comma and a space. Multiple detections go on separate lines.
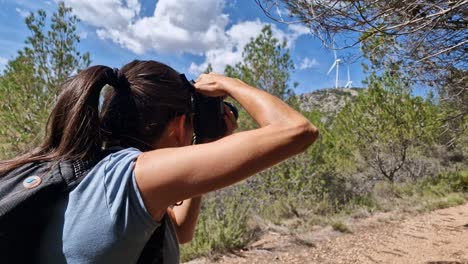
416, 170, 468, 197
331, 220, 351, 233
421, 193, 466, 212
439, 170, 468, 192
180, 189, 253, 262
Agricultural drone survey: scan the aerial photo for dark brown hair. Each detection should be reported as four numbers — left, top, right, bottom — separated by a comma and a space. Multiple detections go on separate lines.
0, 60, 192, 175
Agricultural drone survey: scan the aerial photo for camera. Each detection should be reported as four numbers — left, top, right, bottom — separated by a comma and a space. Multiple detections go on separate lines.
179, 74, 238, 141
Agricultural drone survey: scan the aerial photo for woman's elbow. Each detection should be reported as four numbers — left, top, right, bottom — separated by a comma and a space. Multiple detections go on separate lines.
177, 233, 194, 244
293, 121, 319, 151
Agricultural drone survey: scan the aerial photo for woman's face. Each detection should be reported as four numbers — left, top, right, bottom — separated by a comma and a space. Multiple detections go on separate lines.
150, 113, 194, 149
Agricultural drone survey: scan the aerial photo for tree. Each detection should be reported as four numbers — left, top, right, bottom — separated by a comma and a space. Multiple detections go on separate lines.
358, 29, 467, 152
222, 25, 297, 130
0, 2, 91, 158
203, 63, 213, 74
256, 0, 467, 118
224, 25, 296, 100
438, 68, 468, 149
20, 2, 91, 97
333, 71, 440, 183
256, 0, 466, 68
0, 56, 47, 156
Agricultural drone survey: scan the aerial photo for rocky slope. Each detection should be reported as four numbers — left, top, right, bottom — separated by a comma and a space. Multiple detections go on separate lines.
297, 88, 360, 117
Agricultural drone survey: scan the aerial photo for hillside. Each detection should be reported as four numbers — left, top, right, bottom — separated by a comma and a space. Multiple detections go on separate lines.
297, 88, 361, 117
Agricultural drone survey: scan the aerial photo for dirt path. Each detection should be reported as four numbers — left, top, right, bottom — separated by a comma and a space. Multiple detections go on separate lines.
187, 203, 468, 264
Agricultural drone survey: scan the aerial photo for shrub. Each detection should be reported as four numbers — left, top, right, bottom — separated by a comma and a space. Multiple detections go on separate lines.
331, 220, 351, 233
180, 189, 253, 261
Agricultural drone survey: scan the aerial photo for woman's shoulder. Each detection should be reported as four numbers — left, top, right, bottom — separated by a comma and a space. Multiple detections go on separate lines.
74, 146, 157, 226
78, 147, 142, 185
101, 147, 142, 164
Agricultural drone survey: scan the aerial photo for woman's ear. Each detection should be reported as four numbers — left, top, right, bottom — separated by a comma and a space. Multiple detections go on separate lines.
174, 114, 188, 146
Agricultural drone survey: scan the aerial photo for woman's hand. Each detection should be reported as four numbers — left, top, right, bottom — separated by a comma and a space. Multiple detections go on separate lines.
223, 104, 238, 136
194, 72, 243, 97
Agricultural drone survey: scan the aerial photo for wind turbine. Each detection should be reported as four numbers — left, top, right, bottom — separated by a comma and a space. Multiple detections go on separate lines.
344, 65, 353, 88
327, 49, 341, 89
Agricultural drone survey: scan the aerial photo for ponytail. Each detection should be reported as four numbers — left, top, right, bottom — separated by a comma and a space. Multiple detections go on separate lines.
0, 66, 128, 174
1, 60, 191, 176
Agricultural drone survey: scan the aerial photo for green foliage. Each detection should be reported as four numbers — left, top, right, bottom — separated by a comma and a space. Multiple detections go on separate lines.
331, 220, 351, 233
421, 193, 465, 212
180, 190, 252, 261
21, 2, 91, 95
203, 63, 213, 74
0, 2, 90, 158
438, 68, 468, 151
421, 170, 468, 194
0, 56, 50, 155
378, 170, 468, 201
224, 25, 295, 100
224, 25, 296, 131
332, 71, 441, 182
360, 32, 467, 154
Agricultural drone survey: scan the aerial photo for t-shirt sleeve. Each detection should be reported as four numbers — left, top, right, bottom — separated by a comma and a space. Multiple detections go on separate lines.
103, 148, 158, 233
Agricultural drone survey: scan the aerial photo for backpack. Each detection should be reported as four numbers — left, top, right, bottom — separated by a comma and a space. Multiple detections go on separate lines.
0, 154, 166, 264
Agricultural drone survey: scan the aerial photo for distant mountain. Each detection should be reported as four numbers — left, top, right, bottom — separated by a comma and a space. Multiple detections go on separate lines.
297, 88, 362, 118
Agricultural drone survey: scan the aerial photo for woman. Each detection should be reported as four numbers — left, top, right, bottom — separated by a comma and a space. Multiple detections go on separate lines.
0, 60, 318, 263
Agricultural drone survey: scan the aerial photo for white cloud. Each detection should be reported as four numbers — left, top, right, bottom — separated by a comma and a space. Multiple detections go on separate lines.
288, 24, 310, 36
189, 20, 309, 75
298, 57, 318, 70
59, 0, 140, 30
189, 20, 271, 74
62, 0, 310, 73
191, 21, 314, 75
15, 7, 30, 18
63, 0, 227, 54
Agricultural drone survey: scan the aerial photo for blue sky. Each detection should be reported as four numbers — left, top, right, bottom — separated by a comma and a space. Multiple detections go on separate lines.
0, 0, 368, 94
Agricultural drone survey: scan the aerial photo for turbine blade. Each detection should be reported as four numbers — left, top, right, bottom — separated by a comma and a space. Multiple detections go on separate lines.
327, 61, 337, 75
336, 62, 339, 88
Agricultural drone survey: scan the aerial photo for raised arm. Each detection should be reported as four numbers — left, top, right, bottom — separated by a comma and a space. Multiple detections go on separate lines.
134, 73, 318, 221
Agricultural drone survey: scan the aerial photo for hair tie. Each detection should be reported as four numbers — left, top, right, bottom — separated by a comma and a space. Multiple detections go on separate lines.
109, 67, 130, 93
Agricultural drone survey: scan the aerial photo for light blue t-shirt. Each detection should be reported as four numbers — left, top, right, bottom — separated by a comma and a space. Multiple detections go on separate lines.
38, 148, 179, 263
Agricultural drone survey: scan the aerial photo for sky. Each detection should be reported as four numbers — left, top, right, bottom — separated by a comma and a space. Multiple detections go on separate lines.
0, 0, 367, 94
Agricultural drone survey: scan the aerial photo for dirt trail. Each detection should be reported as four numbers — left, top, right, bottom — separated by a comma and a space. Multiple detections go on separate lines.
187, 203, 468, 264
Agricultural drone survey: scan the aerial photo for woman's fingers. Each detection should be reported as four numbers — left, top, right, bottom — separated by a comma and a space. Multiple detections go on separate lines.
226, 109, 236, 125
224, 105, 238, 135
193, 73, 237, 97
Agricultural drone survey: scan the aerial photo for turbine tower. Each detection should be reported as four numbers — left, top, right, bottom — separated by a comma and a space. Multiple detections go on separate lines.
327, 49, 341, 89
344, 65, 353, 88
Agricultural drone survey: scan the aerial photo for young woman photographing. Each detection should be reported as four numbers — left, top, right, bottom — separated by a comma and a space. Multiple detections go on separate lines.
0, 60, 318, 263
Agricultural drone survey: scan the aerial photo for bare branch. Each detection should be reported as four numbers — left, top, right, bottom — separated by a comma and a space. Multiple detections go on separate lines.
417, 39, 468, 62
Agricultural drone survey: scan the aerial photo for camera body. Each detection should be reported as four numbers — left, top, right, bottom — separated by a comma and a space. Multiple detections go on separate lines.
179, 74, 238, 141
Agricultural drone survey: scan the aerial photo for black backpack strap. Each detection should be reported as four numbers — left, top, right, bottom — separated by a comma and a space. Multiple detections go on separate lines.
137, 214, 167, 264
61, 148, 120, 187
60, 160, 96, 185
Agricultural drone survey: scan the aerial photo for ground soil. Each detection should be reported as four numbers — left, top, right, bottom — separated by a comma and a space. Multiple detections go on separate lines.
186, 203, 468, 264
